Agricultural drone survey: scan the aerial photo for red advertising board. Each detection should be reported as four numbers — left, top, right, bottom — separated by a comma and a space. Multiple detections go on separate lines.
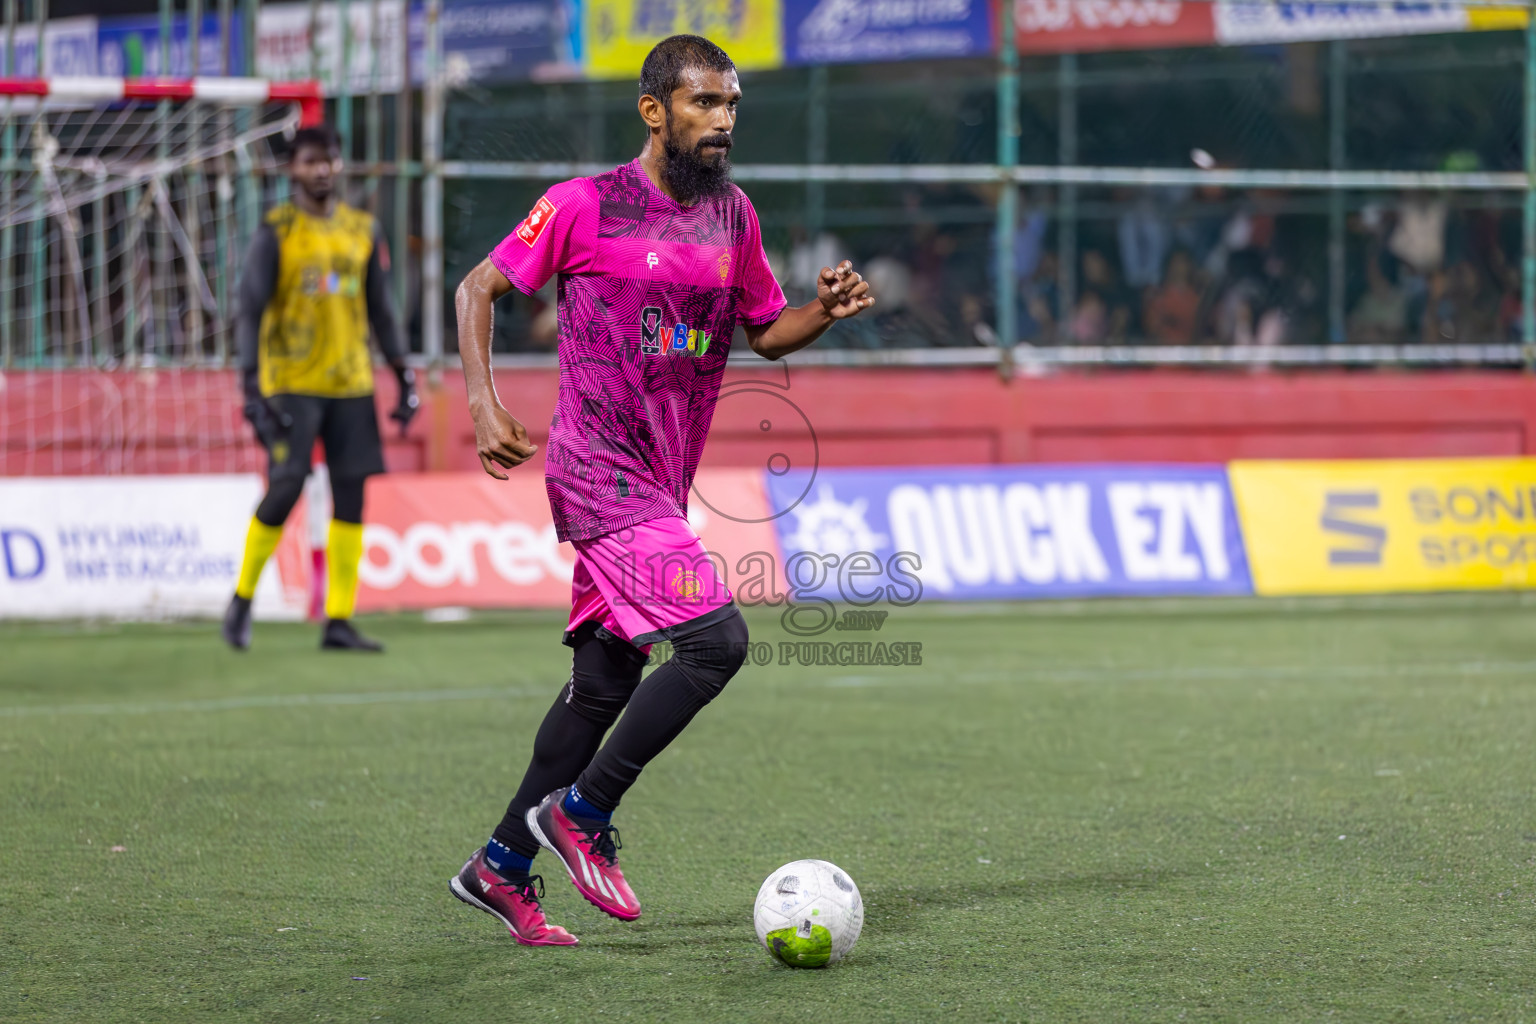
350, 469, 781, 613
1012, 0, 1215, 53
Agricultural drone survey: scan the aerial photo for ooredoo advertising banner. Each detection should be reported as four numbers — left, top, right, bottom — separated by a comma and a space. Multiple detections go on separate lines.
1230, 458, 1536, 596
1013, 0, 1214, 54
764, 464, 1252, 601
0, 476, 305, 620
354, 469, 782, 612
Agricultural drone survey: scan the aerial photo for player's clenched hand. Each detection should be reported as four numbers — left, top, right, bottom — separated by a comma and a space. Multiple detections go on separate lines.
817, 260, 875, 320
471, 403, 538, 480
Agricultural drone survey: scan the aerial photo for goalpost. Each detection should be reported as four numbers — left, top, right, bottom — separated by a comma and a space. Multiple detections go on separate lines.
0, 75, 322, 475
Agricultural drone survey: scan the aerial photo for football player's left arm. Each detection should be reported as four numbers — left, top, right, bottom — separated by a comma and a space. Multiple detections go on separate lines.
744, 261, 874, 361
365, 223, 418, 433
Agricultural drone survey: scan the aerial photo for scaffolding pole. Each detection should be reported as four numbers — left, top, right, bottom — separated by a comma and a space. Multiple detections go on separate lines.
1057, 53, 1078, 341
394, 0, 412, 329
1, 0, 15, 368
995, 0, 1019, 354
422, 0, 444, 365
1328, 39, 1347, 345
1524, 9, 1536, 364
807, 65, 828, 241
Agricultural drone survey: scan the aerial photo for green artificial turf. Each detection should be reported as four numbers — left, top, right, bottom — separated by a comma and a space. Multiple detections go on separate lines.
1, 594, 1534, 1022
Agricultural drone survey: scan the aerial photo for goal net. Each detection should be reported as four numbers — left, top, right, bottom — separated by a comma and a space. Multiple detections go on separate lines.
0, 77, 321, 475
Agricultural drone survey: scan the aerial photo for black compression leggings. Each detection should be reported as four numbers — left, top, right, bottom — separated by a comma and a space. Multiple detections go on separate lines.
492, 622, 647, 858
254, 474, 365, 527
491, 609, 750, 858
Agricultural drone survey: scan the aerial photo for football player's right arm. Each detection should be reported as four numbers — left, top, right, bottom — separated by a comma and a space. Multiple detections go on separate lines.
460, 183, 592, 479
233, 225, 290, 445
455, 259, 538, 480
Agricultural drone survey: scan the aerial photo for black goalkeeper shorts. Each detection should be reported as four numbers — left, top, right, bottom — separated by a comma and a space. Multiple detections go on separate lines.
266, 394, 386, 484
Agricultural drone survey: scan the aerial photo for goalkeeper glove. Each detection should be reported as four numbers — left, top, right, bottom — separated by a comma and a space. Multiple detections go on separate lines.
241, 369, 293, 450
390, 364, 420, 434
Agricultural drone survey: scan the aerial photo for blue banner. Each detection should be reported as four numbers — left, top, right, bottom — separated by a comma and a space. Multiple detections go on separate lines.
0, 18, 98, 78
765, 464, 1252, 602
410, 0, 576, 85
99, 14, 244, 78
784, 0, 993, 66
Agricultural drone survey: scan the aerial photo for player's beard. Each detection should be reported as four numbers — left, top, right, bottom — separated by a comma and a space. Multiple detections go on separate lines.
662, 122, 733, 203
297, 177, 333, 202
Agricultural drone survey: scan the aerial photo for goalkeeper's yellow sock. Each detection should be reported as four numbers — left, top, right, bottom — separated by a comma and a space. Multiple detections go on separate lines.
235, 518, 285, 600
325, 520, 365, 621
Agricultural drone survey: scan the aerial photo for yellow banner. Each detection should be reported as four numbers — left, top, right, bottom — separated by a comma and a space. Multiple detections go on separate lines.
583, 0, 783, 80
1230, 458, 1536, 596
1468, 6, 1529, 30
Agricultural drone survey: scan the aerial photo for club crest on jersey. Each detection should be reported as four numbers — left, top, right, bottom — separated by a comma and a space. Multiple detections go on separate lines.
671, 566, 703, 600
516, 196, 557, 247
639, 305, 710, 357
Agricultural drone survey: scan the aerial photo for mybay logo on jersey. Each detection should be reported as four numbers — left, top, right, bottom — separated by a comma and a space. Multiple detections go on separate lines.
764, 465, 1252, 602
639, 306, 711, 358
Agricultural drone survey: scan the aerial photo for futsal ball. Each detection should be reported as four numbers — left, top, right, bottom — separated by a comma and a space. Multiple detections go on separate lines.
753, 859, 864, 968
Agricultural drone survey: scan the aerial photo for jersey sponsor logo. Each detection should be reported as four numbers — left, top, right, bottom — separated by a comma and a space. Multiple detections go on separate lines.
299, 264, 361, 297
516, 196, 558, 247
638, 306, 711, 358
646, 252, 659, 270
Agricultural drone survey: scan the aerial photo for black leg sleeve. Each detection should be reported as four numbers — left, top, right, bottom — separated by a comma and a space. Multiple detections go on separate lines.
330, 475, 366, 524
573, 607, 749, 814
491, 624, 647, 858
254, 475, 305, 527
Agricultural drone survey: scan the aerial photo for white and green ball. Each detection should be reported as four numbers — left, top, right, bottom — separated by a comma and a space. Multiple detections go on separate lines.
753, 859, 864, 968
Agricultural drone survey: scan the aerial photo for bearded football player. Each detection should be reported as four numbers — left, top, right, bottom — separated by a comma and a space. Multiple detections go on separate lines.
449, 34, 875, 945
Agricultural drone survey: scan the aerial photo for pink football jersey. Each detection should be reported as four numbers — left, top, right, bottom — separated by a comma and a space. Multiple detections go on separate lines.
490, 159, 787, 541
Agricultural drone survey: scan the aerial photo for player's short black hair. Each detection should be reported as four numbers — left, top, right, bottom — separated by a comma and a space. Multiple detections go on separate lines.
638, 34, 735, 109
289, 124, 341, 159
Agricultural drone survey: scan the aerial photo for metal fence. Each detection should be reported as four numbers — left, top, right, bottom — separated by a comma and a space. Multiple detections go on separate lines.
442, 20, 1536, 367
5, 0, 1536, 370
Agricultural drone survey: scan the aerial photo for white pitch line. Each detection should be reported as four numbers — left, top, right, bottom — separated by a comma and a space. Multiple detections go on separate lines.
828, 659, 1536, 688
0, 685, 551, 719
6, 659, 1536, 717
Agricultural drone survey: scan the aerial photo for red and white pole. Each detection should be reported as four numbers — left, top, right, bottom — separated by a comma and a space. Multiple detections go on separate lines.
0, 76, 324, 126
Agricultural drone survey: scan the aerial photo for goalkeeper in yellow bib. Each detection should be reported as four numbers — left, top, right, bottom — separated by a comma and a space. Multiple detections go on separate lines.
222, 124, 418, 652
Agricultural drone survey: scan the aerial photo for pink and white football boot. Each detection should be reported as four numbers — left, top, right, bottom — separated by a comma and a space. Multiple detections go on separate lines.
449, 847, 579, 946
526, 787, 641, 921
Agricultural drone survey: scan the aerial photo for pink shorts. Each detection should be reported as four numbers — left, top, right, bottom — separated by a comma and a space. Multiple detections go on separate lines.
565, 516, 733, 650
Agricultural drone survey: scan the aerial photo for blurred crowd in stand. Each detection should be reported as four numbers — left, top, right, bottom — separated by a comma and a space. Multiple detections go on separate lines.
766, 181, 1526, 350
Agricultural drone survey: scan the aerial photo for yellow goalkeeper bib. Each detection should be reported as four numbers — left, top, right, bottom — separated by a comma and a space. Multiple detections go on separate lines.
258, 201, 376, 399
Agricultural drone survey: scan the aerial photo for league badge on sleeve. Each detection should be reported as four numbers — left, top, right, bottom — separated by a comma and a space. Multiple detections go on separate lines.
516, 196, 558, 247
